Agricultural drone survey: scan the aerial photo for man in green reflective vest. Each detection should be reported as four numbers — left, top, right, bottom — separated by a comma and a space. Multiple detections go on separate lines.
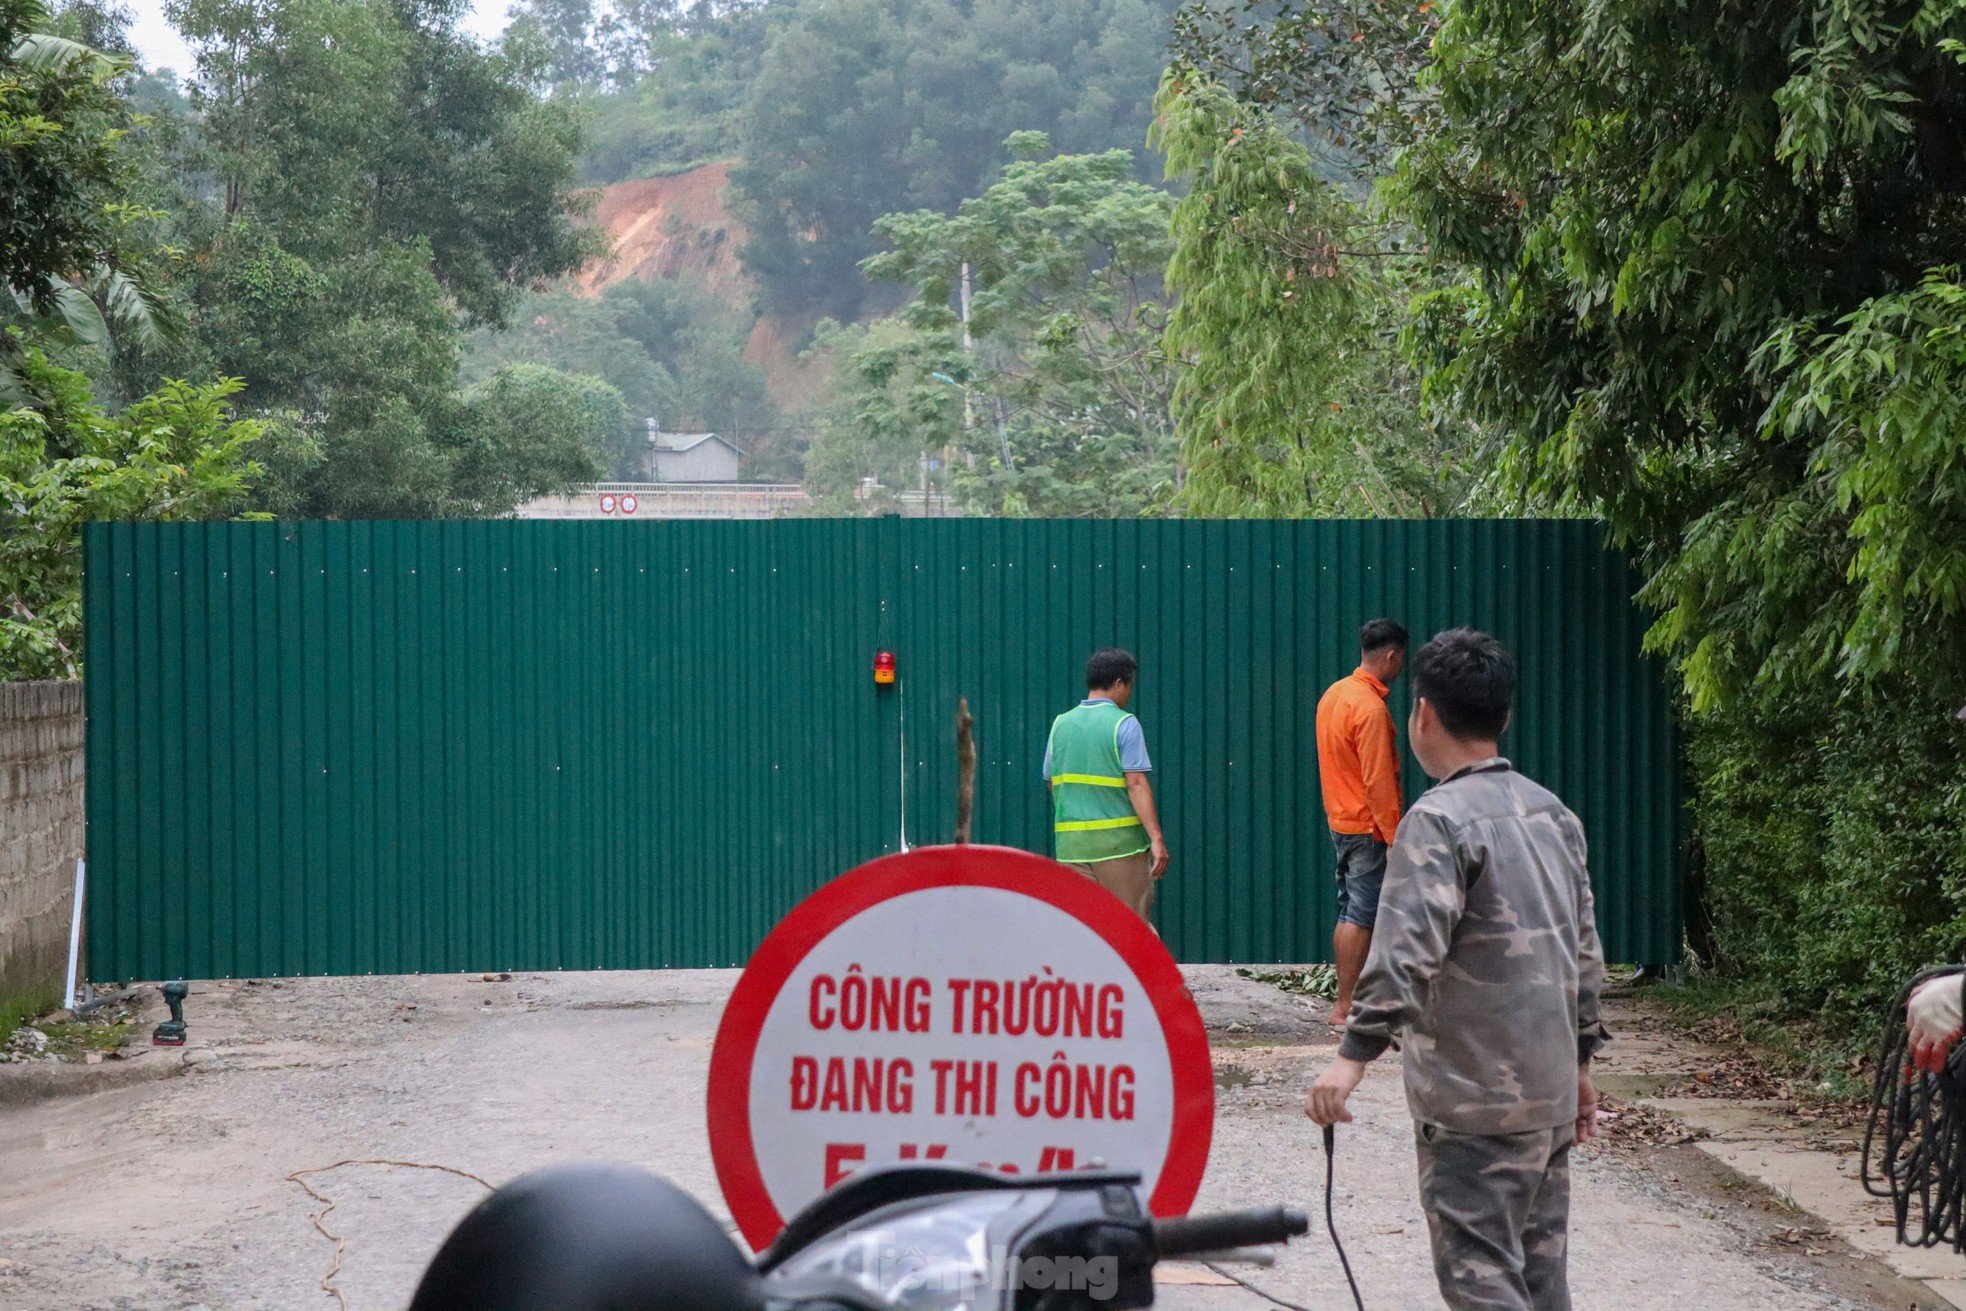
1042, 648, 1169, 920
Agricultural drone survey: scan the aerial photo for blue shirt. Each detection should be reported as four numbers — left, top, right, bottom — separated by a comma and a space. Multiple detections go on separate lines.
1042, 698, 1151, 779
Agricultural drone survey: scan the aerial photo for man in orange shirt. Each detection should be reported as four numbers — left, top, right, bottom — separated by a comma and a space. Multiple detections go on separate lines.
1316, 618, 1409, 1025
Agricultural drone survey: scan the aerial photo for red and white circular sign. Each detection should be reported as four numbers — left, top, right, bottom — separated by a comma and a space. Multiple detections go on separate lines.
622, 494, 639, 515
708, 845, 1214, 1250
598, 493, 618, 514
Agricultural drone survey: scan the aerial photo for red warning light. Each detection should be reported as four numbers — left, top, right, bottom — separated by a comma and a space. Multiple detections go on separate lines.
873, 651, 896, 686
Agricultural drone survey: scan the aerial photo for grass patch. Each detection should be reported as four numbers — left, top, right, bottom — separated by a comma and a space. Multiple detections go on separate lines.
3, 986, 137, 1061
0, 983, 61, 1044
34, 1018, 130, 1058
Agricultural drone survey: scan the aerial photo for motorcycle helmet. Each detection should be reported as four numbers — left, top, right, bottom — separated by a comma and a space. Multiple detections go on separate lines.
409, 1162, 761, 1311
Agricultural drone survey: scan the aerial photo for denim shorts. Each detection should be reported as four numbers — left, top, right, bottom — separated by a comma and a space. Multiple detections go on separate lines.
1331, 830, 1389, 929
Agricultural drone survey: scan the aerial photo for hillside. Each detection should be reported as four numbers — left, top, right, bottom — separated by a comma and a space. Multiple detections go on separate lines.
576, 161, 750, 300
576, 162, 828, 413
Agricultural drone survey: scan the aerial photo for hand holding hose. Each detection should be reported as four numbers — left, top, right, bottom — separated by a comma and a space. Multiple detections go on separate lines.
1909, 975, 1965, 1074
1863, 967, 1966, 1251
1305, 1057, 1366, 1127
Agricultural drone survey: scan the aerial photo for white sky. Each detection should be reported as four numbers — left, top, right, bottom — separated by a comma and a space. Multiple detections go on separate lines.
125, 0, 517, 75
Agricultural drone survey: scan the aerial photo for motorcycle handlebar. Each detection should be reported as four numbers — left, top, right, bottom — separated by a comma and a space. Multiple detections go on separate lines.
1151, 1206, 1309, 1257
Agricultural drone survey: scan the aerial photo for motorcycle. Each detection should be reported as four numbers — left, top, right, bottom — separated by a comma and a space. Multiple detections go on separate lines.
407, 1160, 1309, 1311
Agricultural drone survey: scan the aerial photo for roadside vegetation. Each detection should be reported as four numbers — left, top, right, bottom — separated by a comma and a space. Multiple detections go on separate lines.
1168, 0, 1966, 1035
4, 0, 1963, 1036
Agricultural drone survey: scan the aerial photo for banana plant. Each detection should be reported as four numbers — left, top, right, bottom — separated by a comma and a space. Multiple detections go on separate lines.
1, 13, 174, 402
1, 266, 175, 404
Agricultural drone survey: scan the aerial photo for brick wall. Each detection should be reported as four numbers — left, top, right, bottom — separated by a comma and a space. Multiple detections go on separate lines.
0, 682, 84, 1009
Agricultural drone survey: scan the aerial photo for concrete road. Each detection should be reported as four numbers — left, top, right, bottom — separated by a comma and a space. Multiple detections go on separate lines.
0, 968, 1930, 1310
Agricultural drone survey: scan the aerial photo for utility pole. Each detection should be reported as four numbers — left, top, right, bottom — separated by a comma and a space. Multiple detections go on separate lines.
959, 261, 974, 431
958, 262, 975, 478
958, 262, 1013, 473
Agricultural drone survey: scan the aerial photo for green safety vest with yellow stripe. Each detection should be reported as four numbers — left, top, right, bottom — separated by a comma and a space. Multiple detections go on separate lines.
1047, 699, 1148, 864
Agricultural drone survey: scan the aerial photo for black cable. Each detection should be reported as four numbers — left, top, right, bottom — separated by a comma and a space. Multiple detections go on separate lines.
1324, 1124, 1366, 1311
1199, 1125, 1365, 1311
1201, 1261, 1318, 1311
1862, 966, 1966, 1250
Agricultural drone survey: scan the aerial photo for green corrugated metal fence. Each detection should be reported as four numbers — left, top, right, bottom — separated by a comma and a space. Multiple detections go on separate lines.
82, 519, 1682, 981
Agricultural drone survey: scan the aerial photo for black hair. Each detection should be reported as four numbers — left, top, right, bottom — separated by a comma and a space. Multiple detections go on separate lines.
1411, 628, 1515, 741
1085, 647, 1138, 692
1358, 618, 1409, 655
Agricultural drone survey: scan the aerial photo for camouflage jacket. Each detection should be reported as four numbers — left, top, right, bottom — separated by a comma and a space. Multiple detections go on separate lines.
1338, 757, 1609, 1135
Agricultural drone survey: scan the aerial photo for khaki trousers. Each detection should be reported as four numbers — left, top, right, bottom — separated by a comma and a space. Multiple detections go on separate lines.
1062, 850, 1156, 921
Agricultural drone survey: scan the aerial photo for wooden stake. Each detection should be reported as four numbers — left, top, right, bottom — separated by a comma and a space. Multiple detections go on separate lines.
955, 696, 976, 844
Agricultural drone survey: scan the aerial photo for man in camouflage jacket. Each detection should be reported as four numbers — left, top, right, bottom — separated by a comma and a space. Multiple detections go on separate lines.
1306, 628, 1609, 1311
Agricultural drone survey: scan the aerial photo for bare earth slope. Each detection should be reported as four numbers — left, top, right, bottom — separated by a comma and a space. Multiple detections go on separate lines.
575, 162, 828, 412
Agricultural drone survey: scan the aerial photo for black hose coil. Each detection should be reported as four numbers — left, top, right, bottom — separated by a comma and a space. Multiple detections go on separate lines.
1862, 966, 1966, 1250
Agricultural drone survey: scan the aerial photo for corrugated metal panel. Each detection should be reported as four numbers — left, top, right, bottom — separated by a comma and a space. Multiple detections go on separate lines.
82, 519, 1682, 980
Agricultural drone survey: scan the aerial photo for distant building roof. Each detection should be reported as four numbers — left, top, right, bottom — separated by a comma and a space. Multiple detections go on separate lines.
650, 431, 743, 456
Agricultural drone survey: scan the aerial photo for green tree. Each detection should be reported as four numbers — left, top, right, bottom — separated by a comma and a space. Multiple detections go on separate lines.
1686, 684, 1966, 1017
449, 363, 617, 511
801, 316, 957, 511
602, 278, 771, 433
462, 277, 775, 477
503, 0, 764, 97
733, 0, 1183, 317
504, 0, 609, 90
1170, 0, 1441, 185
1390, 0, 1966, 1013
2, 0, 130, 311
132, 0, 604, 516
169, 0, 595, 327
577, 2, 778, 182
464, 287, 681, 466
2, 0, 172, 393
179, 227, 462, 516
1398, 0, 1966, 707
815, 136, 1177, 516
0, 348, 263, 678
0, 0, 254, 680
1156, 72, 1475, 516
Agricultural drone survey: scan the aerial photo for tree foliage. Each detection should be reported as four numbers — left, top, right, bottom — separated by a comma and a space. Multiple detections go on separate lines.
462, 278, 775, 476
1400, 0, 1966, 711
801, 316, 959, 512
543, 1, 780, 183
504, 0, 763, 95
1688, 684, 1966, 1021
1752, 274, 1966, 684
117, 0, 607, 517
733, 0, 1181, 317
1157, 71, 1476, 516
1380, 0, 1966, 1008
449, 363, 618, 512
1170, 0, 1441, 184
0, 2, 265, 681
812, 136, 1177, 516
169, 0, 597, 328
1, 0, 133, 314
1, 0, 173, 394
1, 346, 263, 678
468, 289, 676, 455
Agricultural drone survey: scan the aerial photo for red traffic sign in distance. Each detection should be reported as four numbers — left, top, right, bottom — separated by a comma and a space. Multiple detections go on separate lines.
622, 494, 639, 515
707, 845, 1214, 1250
598, 493, 617, 514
